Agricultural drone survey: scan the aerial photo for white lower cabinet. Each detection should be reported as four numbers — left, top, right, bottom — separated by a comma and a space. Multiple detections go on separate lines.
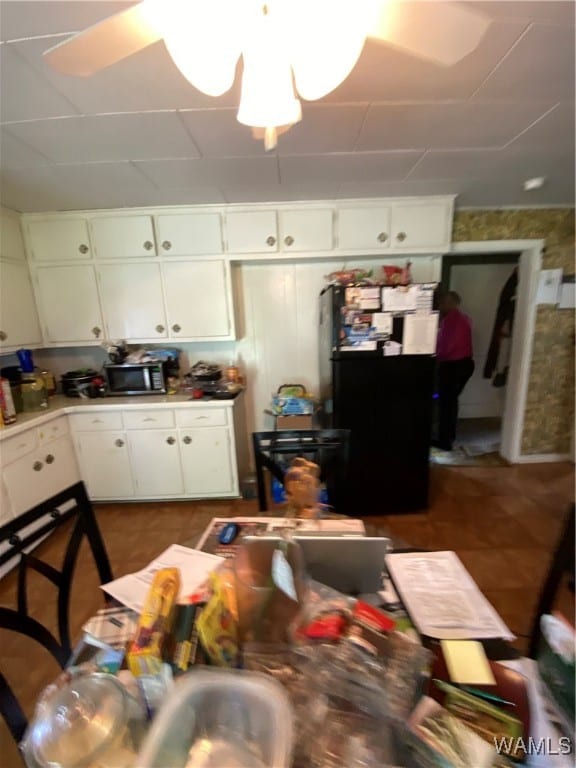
180, 426, 234, 496
3, 433, 80, 515
74, 431, 134, 499
127, 429, 184, 497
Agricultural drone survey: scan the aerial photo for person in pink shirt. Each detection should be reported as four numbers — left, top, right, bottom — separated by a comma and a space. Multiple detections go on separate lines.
433, 291, 474, 451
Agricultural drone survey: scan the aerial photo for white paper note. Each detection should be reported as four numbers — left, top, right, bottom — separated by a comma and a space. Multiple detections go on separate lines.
372, 313, 393, 334
382, 285, 419, 312
536, 268, 562, 305
402, 312, 439, 355
101, 545, 223, 612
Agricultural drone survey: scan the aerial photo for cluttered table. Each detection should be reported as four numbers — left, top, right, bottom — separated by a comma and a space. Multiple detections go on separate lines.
24, 515, 574, 768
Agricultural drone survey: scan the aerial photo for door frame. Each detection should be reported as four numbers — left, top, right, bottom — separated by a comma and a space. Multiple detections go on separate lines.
448, 239, 544, 464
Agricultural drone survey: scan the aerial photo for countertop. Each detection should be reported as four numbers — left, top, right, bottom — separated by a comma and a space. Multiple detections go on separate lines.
0, 393, 241, 440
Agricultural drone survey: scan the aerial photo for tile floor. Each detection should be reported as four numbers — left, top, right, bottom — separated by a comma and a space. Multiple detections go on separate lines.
1, 461, 574, 765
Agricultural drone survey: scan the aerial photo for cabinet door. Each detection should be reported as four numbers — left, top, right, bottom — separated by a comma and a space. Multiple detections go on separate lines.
337, 208, 391, 250
280, 209, 333, 252
26, 218, 91, 261
0, 210, 26, 260
34, 265, 104, 343
156, 213, 223, 256
91, 216, 156, 258
0, 477, 14, 525
128, 429, 183, 496
390, 203, 451, 249
3, 435, 80, 515
163, 260, 232, 339
225, 211, 278, 253
98, 263, 167, 340
180, 427, 234, 496
75, 431, 134, 499
0, 261, 42, 350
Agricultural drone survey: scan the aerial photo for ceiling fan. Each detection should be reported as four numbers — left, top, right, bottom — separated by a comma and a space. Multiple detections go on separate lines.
44, 0, 491, 149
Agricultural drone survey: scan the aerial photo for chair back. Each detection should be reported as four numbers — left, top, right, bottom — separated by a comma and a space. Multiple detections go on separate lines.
0, 481, 113, 744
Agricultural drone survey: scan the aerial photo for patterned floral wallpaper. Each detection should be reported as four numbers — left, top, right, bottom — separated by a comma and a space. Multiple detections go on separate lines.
452, 208, 575, 456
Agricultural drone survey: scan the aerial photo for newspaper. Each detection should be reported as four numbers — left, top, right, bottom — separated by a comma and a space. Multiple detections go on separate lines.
385, 551, 514, 640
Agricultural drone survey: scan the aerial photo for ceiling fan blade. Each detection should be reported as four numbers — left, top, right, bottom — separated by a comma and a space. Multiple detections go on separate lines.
43, 3, 162, 76
369, 0, 492, 66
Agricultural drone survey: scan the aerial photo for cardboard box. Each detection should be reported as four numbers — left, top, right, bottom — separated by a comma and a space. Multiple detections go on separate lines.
276, 415, 313, 430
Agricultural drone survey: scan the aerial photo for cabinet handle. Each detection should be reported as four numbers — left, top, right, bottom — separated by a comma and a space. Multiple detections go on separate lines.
266, 235, 276, 247
143, 240, 154, 251
92, 326, 101, 338
0, 331, 6, 341
115, 439, 124, 447
45, 454, 55, 464
377, 232, 388, 243
162, 240, 172, 251
166, 436, 176, 445
396, 231, 407, 242
78, 244, 89, 254
183, 435, 192, 444
33, 461, 43, 471
284, 235, 294, 247
156, 324, 165, 333
172, 324, 181, 333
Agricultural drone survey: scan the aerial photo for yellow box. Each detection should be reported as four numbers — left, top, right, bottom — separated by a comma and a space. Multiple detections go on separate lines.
127, 567, 180, 677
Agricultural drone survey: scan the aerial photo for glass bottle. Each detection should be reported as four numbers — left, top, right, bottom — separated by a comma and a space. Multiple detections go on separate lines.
21, 370, 48, 412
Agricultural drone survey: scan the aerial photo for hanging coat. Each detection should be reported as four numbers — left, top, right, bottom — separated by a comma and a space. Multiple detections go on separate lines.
483, 268, 518, 380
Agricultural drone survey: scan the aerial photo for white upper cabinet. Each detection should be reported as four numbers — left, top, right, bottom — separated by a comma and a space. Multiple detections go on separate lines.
90, 215, 156, 258
0, 261, 42, 350
97, 263, 167, 340
156, 213, 223, 256
0, 209, 26, 261
26, 218, 91, 261
279, 209, 333, 252
226, 211, 278, 253
163, 260, 234, 340
389, 202, 452, 250
34, 265, 104, 343
337, 207, 392, 251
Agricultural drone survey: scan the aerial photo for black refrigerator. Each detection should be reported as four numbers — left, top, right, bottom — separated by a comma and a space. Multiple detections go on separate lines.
319, 284, 436, 515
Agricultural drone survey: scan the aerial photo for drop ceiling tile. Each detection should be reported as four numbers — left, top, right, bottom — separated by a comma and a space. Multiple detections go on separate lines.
320, 20, 528, 102
505, 102, 575, 151
0, 128, 51, 167
5, 113, 200, 162
135, 157, 279, 188
450, 173, 575, 207
223, 182, 340, 204
179, 109, 269, 157
337, 179, 461, 200
472, 23, 575, 101
409, 145, 574, 182
356, 102, 555, 151
101, 186, 227, 206
11, 35, 242, 114
279, 152, 423, 185
0, 43, 80, 123
0, 1, 134, 42
277, 104, 368, 155
468, 1, 575, 25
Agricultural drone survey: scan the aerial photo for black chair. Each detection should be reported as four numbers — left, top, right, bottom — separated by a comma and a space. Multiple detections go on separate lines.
0, 481, 113, 744
252, 429, 351, 512
528, 503, 575, 659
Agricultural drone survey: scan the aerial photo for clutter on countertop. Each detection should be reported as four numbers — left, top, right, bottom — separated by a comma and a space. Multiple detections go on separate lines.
182, 360, 245, 400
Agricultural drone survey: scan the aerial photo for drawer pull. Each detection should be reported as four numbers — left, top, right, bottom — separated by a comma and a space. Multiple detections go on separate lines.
78, 244, 89, 254
143, 240, 154, 251
143, 417, 156, 422
183, 436, 192, 444
162, 240, 172, 251
92, 419, 103, 424
284, 235, 294, 246
45, 454, 55, 464
266, 235, 276, 247
396, 231, 407, 242
115, 439, 124, 447
155, 324, 165, 333
166, 436, 176, 445
196, 416, 208, 420
33, 461, 43, 471
377, 232, 388, 243
172, 324, 181, 333
92, 326, 101, 338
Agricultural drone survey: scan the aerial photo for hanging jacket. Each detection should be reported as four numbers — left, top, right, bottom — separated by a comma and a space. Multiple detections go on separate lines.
483, 268, 518, 379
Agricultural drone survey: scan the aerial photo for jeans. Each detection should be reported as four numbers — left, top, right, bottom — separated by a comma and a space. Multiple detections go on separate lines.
437, 358, 475, 449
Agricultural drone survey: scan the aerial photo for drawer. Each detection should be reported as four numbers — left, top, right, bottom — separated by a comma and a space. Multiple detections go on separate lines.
176, 408, 228, 428
123, 410, 175, 429
1, 430, 38, 465
38, 417, 69, 445
71, 412, 123, 431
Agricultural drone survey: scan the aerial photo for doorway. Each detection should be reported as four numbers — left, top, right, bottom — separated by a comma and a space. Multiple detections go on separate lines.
434, 252, 520, 464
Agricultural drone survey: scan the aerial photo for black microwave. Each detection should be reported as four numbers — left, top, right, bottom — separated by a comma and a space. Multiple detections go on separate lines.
104, 362, 167, 396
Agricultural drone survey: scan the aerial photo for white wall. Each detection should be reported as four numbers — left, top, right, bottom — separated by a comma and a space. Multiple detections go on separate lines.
450, 262, 517, 419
